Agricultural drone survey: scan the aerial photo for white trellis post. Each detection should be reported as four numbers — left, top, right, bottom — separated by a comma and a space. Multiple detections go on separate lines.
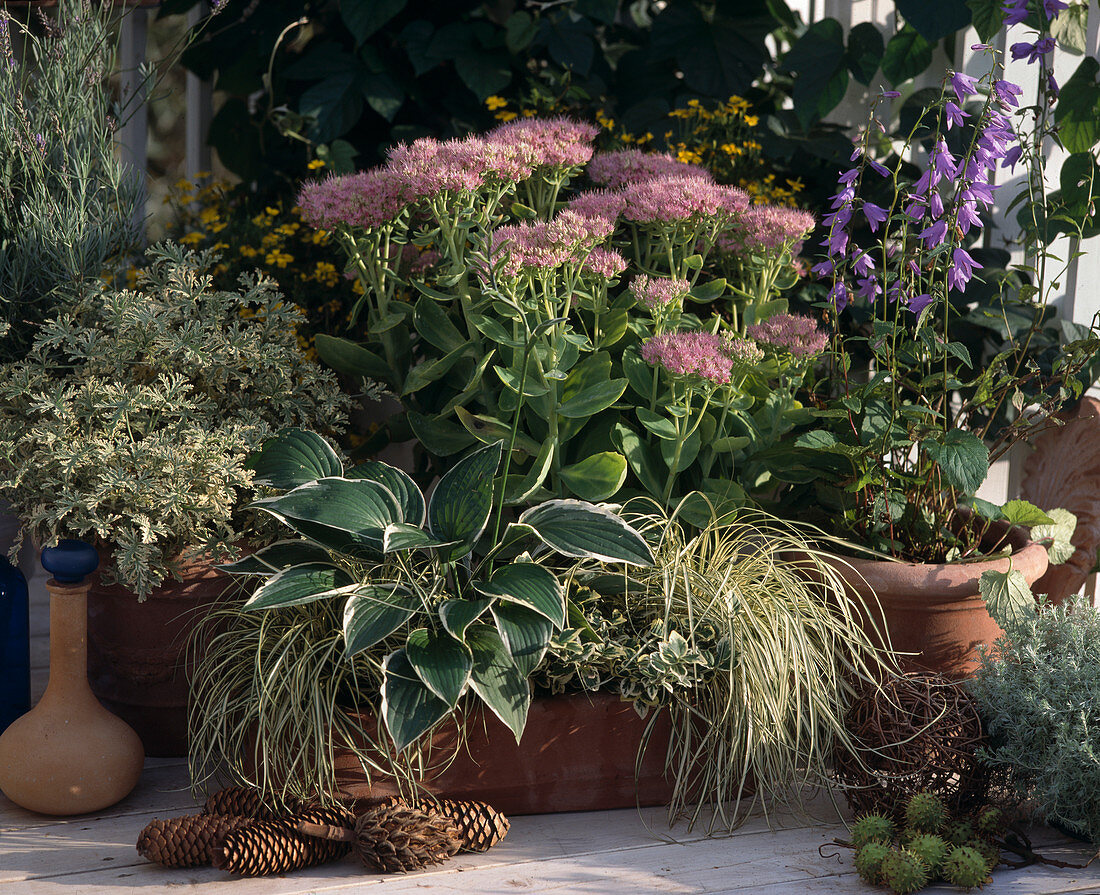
185, 2, 213, 180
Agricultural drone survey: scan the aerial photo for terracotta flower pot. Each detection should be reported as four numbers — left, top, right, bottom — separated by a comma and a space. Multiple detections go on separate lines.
821, 525, 1049, 677
87, 559, 230, 757
333, 692, 675, 815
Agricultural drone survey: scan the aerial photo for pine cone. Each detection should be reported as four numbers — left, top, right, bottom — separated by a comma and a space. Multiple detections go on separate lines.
412, 798, 510, 853
202, 786, 274, 821
354, 804, 461, 873
215, 806, 354, 877
137, 814, 249, 868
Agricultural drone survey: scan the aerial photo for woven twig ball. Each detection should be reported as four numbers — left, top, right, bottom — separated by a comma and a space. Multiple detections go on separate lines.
833, 672, 991, 819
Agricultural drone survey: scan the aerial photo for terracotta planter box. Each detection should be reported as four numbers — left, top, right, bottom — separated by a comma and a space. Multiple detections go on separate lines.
818, 525, 1049, 677
87, 561, 228, 757
334, 692, 675, 815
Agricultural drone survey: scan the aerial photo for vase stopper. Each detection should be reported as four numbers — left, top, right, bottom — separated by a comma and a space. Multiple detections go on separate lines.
40, 539, 99, 584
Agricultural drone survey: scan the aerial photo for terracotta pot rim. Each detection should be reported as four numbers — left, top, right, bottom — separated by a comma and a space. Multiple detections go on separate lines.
823, 530, 1049, 603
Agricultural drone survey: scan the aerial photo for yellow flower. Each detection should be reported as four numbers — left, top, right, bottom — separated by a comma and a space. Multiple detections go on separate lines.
265, 250, 294, 268
210, 221, 228, 234
352, 278, 365, 295
251, 213, 272, 227
174, 178, 194, 191
311, 229, 330, 245
786, 177, 805, 192
676, 149, 702, 164
265, 206, 281, 217
744, 114, 759, 127
239, 245, 259, 258
495, 110, 518, 121
485, 95, 508, 110
307, 159, 325, 170
313, 261, 339, 287
199, 207, 220, 225
212, 242, 229, 252
277, 222, 300, 236
180, 231, 204, 246
522, 108, 536, 117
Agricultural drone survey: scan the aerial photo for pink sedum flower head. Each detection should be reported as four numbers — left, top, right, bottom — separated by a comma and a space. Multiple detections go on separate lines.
631, 274, 691, 309
723, 334, 766, 366
582, 247, 628, 280
297, 169, 408, 229
488, 116, 599, 169
641, 331, 739, 384
718, 205, 816, 255
565, 189, 627, 227
747, 313, 829, 359
386, 135, 537, 200
492, 209, 614, 275
587, 149, 714, 188
621, 175, 749, 225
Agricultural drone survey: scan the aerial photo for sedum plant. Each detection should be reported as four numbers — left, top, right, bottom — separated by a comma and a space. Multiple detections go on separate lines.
968, 598, 1100, 844
217, 429, 653, 753
0, 243, 352, 598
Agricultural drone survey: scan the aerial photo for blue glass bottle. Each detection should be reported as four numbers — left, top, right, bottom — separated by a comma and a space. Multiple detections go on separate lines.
0, 556, 30, 733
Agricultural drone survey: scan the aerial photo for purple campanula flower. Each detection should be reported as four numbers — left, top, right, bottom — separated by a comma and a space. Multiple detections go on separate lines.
1047, 71, 1059, 99
822, 228, 849, 258
920, 219, 948, 249
994, 79, 1024, 108
823, 205, 852, 230
908, 293, 935, 315
965, 180, 997, 207
1043, 0, 1069, 19
948, 248, 981, 292
856, 277, 882, 301
863, 202, 889, 232
880, 89, 901, 99
1002, 144, 1023, 172
1001, 0, 1028, 26
811, 260, 835, 278
868, 158, 890, 177
944, 101, 969, 130
971, 43, 992, 52
837, 169, 860, 184
852, 250, 876, 278
949, 71, 979, 104
931, 140, 958, 184
1011, 38, 1055, 65
830, 281, 850, 312
956, 200, 982, 235
929, 191, 944, 219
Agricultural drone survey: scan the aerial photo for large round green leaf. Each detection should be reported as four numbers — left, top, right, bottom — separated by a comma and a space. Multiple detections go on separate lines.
246, 428, 343, 490
381, 649, 451, 752
520, 500, 655, 566
346, 460, 426, 526
491, 603, 553, 678
473, 562, 565, 628
252, 477, 403, 554
426, 440, 502, 553
343, 584, 419, 658
465, 625, 530, 743
243, 563, 353, 610
405, 628, 473, 707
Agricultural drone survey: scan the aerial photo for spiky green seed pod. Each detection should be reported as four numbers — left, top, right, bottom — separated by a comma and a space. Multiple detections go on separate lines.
855, 841, 891, 885
904, 792, 948, 834
966, 839, 1000, 874
944, 819, 975, 845
906, 833, 949, 877
974, 806, 1005, 837
882, 848, 930, 895
852, 812, 896, 849
943, 846, 990, 890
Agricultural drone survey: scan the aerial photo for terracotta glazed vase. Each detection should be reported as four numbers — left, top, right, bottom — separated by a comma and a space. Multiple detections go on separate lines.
334, 692, 675, 815
87, 557, 229, 757
0, 540, 144, 815
824, 524, 1049, 677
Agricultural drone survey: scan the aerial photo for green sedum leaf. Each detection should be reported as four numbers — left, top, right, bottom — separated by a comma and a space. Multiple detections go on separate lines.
247, 428, 343, 490
559, 452, 628, 501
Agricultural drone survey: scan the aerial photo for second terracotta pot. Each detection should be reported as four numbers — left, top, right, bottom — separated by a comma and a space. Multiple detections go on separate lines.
334, 692, 675, 815
87, 560, 229, 756
822, 525, 1048, 677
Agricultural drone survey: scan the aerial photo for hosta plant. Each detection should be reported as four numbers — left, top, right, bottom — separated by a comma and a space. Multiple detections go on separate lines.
220, 429, 653, 752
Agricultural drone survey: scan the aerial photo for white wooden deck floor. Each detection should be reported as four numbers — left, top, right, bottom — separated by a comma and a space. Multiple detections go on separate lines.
3, 569, 1099, 894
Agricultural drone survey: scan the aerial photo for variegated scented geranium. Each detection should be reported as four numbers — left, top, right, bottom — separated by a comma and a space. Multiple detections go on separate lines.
0, 243, 357, 599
